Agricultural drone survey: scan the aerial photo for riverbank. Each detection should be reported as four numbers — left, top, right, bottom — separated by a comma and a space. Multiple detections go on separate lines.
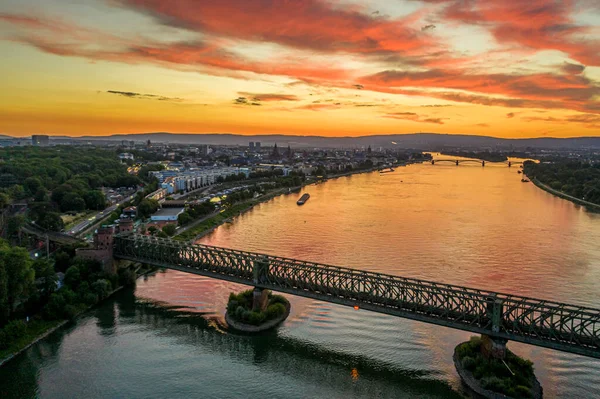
0, 319, 67, 367
526, 175, 600, 211
173, 166, 380, 242
0, 264, 154, 369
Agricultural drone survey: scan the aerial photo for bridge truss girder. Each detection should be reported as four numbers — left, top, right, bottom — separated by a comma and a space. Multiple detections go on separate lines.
113, 234, 600, 359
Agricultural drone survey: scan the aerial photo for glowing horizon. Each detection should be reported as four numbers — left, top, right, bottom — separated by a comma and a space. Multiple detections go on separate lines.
0, 0, 599, 138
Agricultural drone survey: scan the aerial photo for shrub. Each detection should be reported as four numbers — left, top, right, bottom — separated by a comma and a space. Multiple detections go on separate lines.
44, 292, 67, 320
227, 300, 239, 313
270, 295, 287, 305
119, 268, 137, 287
64, 305, 79, 320
3, 320, 27, 341
462, 356, 476, 371
234, 306, 245, 320
81, 292, 99, 305
265, 303, 286, 320
248, 311, 266, 325
242, 310, 252, 322
91, 279, 112, 300
515, 385, 533, 398
481, 376, 504, 391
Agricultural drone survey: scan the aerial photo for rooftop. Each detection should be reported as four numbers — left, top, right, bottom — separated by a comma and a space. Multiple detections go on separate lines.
152, 207, 184, 217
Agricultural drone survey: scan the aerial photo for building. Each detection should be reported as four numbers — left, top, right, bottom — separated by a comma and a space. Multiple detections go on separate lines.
32, 135, 49, 146
119, 153, 134, 161
122, 206, 137, 219
255, 142, 261, 150
199, 145, 210, 156
249, 142, 255, 150
150, 207, 184, 222
151, 167, 242, 194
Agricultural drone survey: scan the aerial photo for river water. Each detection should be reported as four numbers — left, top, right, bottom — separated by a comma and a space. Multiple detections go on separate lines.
2, 157, 600, 398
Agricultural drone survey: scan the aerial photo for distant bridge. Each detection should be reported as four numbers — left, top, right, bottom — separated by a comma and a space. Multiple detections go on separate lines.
113, 233, 600, 359
21, 223, 83, 245
431, 159, 533, 167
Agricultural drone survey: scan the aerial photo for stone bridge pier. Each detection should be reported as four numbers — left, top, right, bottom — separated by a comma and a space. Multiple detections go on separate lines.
252, 257, 271, 311
483, 295, 507, 359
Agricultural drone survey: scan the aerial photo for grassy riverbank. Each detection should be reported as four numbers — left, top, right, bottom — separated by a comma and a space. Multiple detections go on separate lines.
174, 200, 261, 241
528, 176, 600, 211
0, 319, 63, 363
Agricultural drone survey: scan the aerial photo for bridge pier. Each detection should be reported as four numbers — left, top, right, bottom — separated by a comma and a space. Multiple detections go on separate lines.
480, 335, 507, 359
252, 288, 270, 311
253, 257, 271, 311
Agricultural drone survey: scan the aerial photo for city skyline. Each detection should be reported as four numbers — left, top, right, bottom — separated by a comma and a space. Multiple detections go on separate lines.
1, 0, 599, 138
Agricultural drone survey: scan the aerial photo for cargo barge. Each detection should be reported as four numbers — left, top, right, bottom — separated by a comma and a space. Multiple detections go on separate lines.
297, 193, 310, 205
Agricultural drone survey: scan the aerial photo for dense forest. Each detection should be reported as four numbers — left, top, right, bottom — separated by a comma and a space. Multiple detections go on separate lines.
523, 161, 600, 204
0, 147, 142, 230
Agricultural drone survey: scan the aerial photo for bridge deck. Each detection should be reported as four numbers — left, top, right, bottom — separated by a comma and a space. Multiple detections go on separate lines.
21, 224, 82, 245
113, 234, 600, 359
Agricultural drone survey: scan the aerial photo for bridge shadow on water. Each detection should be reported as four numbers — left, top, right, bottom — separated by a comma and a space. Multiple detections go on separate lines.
112, 288, 463, 398
0, 287, 463, 398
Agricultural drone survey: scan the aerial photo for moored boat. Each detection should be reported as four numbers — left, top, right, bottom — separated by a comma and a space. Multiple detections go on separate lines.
297, 193, 310, 205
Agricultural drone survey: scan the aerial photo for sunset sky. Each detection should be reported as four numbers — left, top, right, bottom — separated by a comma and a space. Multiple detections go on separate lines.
0, 0, 599, 138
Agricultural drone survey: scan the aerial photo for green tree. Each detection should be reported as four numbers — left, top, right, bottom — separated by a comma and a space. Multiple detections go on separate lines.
0, 243, 35, 317
0, 259, 8, 324
24, 177, 42, 196
33, 258, 57, 301
0, 192, 9, 208
34, 187, 49, 202
60, 192, 86, 212
37, 212, 65, 231
162, 224, 177, 236
83, 190, 106, 210
5, 215, 25, 238
51, 184, 73, 204
8, 184, 25, 200
178, 212, 193, 226
138, 198, 159, 219
54, 250, 71, 273
64, 266, 81, 289
91, 279, 112, 300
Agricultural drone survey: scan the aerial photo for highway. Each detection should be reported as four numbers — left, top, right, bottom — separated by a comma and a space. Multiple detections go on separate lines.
68, 191, 139, 236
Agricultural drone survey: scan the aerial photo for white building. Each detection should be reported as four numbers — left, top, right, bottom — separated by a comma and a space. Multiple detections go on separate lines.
150, 207, 184, 222
119, 153, 134, 161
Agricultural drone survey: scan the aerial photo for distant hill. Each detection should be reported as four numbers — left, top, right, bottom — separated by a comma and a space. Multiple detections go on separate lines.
70, 132, 600, 150
2, 132, 599, 149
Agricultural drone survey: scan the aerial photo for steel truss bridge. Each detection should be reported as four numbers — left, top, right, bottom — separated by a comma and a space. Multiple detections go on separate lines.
113, 234, 600, 359
431, 159, 532, 166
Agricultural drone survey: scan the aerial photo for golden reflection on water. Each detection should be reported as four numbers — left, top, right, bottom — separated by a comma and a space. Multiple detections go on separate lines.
135, 159, 600, 398
198, 162, 600, 306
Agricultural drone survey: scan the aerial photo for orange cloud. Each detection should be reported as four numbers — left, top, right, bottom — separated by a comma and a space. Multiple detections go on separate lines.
438, 0, 600, 66
384, 112, 445, 124
237, 92, 299, 102
121, 0, 435, 58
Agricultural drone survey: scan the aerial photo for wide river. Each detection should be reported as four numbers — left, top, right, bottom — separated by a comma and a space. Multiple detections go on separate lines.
2, 157, 600, 398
